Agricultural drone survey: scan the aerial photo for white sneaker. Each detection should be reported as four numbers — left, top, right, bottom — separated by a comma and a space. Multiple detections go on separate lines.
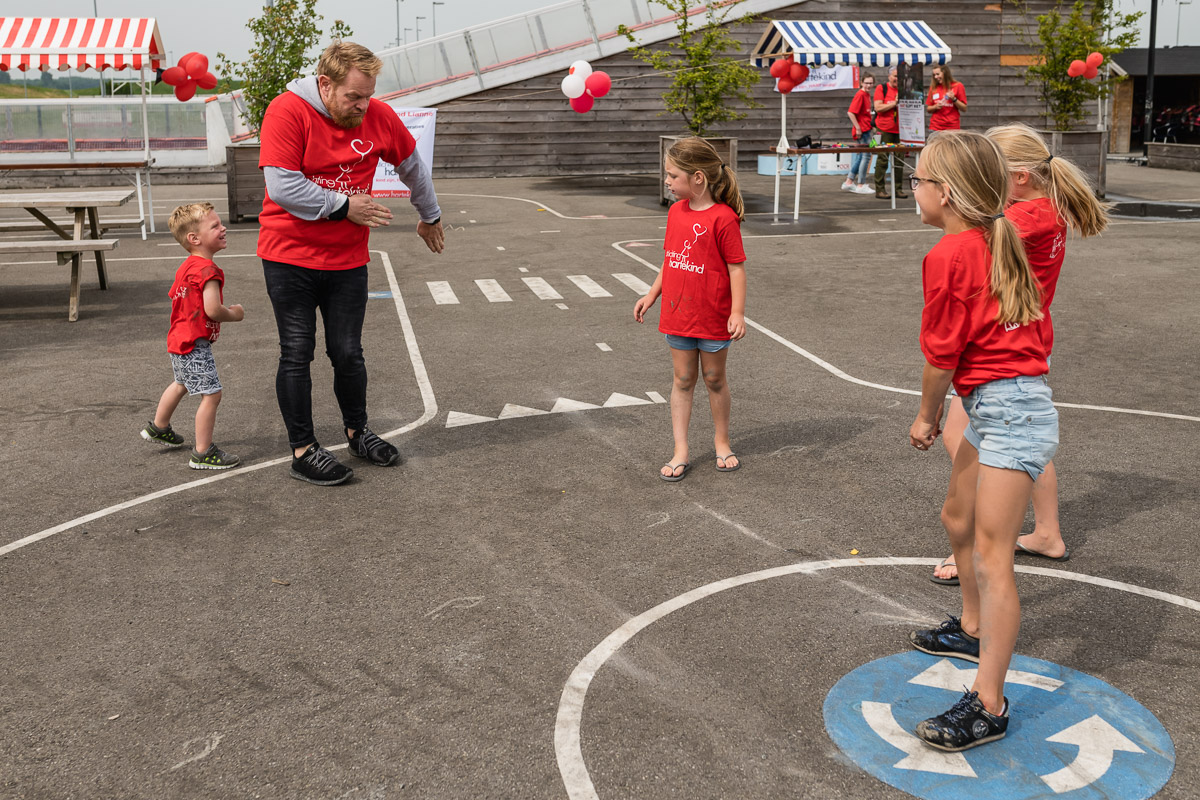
853, 184, 876, 195
840, 179, 855, 191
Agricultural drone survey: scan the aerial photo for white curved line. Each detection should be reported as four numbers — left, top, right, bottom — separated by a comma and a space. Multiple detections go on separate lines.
0, 251, 436, 557
554, 557, 1200, 800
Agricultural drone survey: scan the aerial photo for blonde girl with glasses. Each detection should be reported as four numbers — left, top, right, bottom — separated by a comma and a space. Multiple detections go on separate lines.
906, 130, 1058, 752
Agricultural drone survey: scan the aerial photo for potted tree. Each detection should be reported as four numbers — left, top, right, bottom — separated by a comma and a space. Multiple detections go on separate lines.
217, 0, 351, 222
619, 0, 761, 205
1008, 0, 1140, 197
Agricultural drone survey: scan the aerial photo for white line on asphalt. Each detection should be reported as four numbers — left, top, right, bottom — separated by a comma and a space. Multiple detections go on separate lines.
542, 230, 561, 233
567, 275, 612, 298
519, 267, 529, 273
523, 277, 563, 300
554, 557, 1200, 800
427, 281, 459, 305
556, 303, 569, 310
497, 246, 506, 251
596, 343, 612, 352
611, 273, 652, 294
475, 279, 512, 302
646, 391, 666, 403
1, 250, 437, 557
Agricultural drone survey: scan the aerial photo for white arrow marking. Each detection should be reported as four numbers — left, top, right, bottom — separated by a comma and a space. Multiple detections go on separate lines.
602, 393, 652, 408
551, 398, 600, 413
498, 404, 550, 419
445, 411, 496, 427
860, 701, 977, 777
1040, 715, 1145, 794
909, 658, 1064, 692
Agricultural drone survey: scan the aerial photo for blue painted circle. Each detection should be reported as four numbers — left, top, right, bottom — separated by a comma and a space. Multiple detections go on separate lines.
824, 651, 1174, 799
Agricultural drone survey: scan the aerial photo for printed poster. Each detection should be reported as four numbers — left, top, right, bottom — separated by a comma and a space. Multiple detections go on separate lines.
775, 65, 859, 93
372, 106, 437, 197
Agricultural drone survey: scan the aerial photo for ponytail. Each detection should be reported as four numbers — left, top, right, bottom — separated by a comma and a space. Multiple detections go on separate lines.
712, 162, 746, 221
989, 215, 1044, 325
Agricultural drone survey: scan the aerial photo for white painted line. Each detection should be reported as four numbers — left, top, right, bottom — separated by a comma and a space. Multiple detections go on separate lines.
498, 404, 550, 419
519, 267, 529, 273
646, 391, 667, 403
595, 343, 612, 352
556, 303, 569, 310
541, 230, 561, 233
475, 279, 512, 303
611, 273, 652, 294
567, 275, 612, 298
551, 398, 600, 413
446, 411, 495, 427
523, 277, 563, 300
603, 393, 652, 407
427, 281, 459, 305
469, 219, 476, 223
878, 218, 898, 222
554, 557, 1200, 800
496, 246, 506, 251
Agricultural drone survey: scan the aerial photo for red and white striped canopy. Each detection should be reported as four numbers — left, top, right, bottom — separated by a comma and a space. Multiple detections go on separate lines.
0, 18, 165, 72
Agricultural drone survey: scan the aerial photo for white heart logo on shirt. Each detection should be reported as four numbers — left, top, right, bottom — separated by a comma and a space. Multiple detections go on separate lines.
692, 223, 708, 237
351, 139, 374, 158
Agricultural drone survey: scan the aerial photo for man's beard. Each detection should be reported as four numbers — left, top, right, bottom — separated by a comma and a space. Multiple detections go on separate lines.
331, 109, 364, 128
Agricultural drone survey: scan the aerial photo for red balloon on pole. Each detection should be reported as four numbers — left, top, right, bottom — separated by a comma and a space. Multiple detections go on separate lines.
196, 71, 218, 90
179, 52, 200, 74
793, 63, 810, 84
161, 66, 187, 86
769, 59, 789, 79
1067, 59, 1086, 77
1086, 51, 1104, 68
777, 77, 796, 94
584, 70, 611, 98
569, 93, 594, 113
186, 54, 209, 78
1083, 64, 1099, 80
174, 80, 198, 101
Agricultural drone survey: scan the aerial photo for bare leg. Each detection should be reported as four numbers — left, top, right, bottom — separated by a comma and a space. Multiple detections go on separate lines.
194, 391, 222, 453
699, 348, 738, 469
662, 347, 698, 478
153, 383, 188, 429
941, 438, 980, 634
933, 397, 969, 582
1017, 461, 1067, 557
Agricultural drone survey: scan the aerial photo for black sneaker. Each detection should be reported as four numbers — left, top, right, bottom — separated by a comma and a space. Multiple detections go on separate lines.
909, 615, 980, 663
142, 421, 184, 448
915, 689, 1008, 751
347, 426, 401, 466
291, 443, 354, 486
189, 444, 241, 470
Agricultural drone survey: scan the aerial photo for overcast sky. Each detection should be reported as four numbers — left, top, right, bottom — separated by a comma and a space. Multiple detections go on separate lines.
21, 0, 554, 64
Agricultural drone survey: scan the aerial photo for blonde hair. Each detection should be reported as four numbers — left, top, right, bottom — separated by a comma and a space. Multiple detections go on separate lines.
168, 202, 215, 248
921, 131, 1043, 325
666, 137, 746, 221
932, 64, 955, 87
986, 122, 1109, 238
317, 41, 382, 84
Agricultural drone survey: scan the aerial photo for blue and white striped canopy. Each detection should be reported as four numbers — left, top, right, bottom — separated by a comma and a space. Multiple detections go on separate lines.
751, 20, 952, 68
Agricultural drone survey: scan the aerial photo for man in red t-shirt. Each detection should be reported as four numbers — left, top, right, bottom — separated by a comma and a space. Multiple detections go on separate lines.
872, 67, 909, 199
258, 41, 446, 486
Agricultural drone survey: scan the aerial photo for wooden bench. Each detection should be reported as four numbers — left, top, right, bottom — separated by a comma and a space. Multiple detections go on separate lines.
0, 238, 120, 321
0, 217, 144, 235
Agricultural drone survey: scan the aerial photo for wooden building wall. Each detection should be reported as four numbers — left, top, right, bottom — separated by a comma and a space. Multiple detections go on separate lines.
431, 0, 1063, 177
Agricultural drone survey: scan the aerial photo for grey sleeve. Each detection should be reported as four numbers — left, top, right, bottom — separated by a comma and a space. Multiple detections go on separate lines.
263, 166, 347, 221
393, 152, 442, 222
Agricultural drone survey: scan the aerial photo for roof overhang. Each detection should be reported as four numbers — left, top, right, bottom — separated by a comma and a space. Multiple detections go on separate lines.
752, 20, 951, 68
0, 18, 165, 72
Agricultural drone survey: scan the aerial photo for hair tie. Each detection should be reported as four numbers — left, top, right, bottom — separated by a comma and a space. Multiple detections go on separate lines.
1044, 155, 1054, 164
990, 212, 1005, 221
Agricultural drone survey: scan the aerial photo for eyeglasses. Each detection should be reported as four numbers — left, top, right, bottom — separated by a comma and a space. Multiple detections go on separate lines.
910, 176, 939, 191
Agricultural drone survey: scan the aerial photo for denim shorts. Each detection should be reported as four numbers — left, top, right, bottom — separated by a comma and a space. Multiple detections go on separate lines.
170, 339, 223, 396
665, 334, 731, 352
961, 375, 1058, 480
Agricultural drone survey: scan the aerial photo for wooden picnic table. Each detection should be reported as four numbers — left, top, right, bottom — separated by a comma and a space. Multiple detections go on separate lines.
0, 188, 131, 321
768, 144, 926, 218
0, 159, 154, 238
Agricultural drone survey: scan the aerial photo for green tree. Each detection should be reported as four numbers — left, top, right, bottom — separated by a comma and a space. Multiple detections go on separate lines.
1009, 0, 1141, 131
619, 0, 760, 136
217, 0, 353, 133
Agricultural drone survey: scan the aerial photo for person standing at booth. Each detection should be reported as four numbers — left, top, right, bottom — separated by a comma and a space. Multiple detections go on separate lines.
842, 72, 877, 195
873, 68, 908, 199
927, 65, 967, 132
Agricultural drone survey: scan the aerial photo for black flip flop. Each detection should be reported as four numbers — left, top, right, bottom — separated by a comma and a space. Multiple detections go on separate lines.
716, 453, 741, 472
1015, 540, 1070, 562
660, 462, 691, 482
930, 557, 960, 586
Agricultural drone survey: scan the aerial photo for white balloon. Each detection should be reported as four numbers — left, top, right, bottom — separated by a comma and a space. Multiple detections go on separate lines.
561, 73, 586, 99
569, 60, 593, 79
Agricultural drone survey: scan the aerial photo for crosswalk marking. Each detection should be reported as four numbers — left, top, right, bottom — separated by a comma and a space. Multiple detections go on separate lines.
596, 343, 612, 352
567, 275, 612, 298
523, 277, 563, 300
475, 279, 512, 302
427, 281, 459, 305
611, 273, 652, 294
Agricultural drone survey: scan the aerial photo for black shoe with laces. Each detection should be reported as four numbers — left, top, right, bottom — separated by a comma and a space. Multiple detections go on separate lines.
916, 689, 1008, 751
291, 443, 354, 485
347, 426, 401, 466
909, 615, 981, 662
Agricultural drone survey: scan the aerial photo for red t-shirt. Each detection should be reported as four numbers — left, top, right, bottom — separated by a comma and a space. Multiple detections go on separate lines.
167, 255, 224, 355
920, 228, 1048, 395
658, 201, 746, 340
1007, 197, 1066, 355
927, 81, 966, 130
848, 89, 873, 137
257, 92, 417, 270
873, 84, 899, 134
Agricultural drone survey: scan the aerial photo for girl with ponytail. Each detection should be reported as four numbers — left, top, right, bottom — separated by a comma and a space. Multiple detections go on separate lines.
905, 130, 1058, 753
634, 137, 748, 481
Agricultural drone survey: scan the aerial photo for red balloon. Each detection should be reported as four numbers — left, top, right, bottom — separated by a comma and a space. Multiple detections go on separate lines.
178, 51, 200, 74
569, 93, 594, 113
185, 53, 209, 78
161, 66, 187, 86
174, 80, 198, 101
769, 59, 789, 79
793, 64, 810, 84
1067, 59, 1086, 77
1083, 64, 1099, 80
777, 77, 796, 94
584, 70, 611, 98
196, 71, 218, 90
1086, 51, 1104, 68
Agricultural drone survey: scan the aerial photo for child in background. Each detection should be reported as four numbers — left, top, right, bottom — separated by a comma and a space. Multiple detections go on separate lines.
141, 203, 245, 470
906, 131, 1058, 751
635, 137, 748, 481
930, 124, 1109, 585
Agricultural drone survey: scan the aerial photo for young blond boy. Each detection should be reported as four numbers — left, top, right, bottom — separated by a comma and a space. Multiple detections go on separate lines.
141, 203, 245, 469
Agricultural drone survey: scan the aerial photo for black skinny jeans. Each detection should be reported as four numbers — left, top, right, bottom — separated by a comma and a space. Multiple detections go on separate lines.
263, 260, 369, 450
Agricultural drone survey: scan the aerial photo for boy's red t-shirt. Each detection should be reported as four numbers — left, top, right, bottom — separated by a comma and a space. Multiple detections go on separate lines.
873, 84, 900, 134
658, 200, 746, 340
167, 255, 224, 355
256, 92, 417, 270
1006, 197, 1066, 355
927, 81, 967, 130
848, 89, 873, 136
920, 228, 1048, 395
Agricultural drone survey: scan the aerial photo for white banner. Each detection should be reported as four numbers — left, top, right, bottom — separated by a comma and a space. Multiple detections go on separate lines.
775, 65, 858, 93
372, 106, 437, 198
898, 98, 926, 145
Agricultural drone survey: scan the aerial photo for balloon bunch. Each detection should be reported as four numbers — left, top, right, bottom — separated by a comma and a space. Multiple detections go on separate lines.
560, 60, 612, 114
161, 52, 217, 101
1067, 51, 1105, 80
768, 54, 810, 94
